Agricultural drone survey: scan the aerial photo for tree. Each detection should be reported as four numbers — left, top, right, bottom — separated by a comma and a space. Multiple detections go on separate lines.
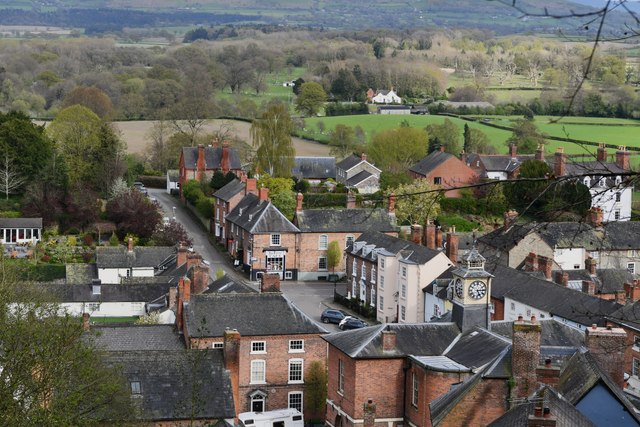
386, 179, 441, 225
505, 119, 546, 154
251, 104, 295, 177
368, 127, 428, 173
258, 176, 296, 219
330, 69, 361, 102
292, 77, 305, 96
0, 152, 26, 199
295, 82, 327, 117
0, 267, 133, 424
504, 160, 552, 216
463, 124, 495, 154
61, 86, 114, 120
304, 360, 327, 422
150, 219, 193, 246
326, 241, 342, 273
106, 189, 162, 239
328, 124, 357, 159
427, 119, 461, 154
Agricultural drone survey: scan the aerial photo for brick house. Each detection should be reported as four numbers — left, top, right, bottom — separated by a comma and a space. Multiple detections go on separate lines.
465, 143, 543, 180
178, 278, 326, 419
178, 141, 243, 198
294, 193, 398, 281
336, 154, 382, 194
409, 147, 477, 197
225, 188, 300, 281
212, 177, 258, 246
345, 229, 453, 324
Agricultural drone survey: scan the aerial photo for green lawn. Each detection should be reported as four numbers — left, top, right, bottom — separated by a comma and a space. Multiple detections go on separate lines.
89, 316, 138, 324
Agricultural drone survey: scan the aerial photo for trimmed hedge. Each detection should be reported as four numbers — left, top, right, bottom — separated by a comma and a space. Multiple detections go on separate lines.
303, 193, 348, 208
137, 175, 166, 188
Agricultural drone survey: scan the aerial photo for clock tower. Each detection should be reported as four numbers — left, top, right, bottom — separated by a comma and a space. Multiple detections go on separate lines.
450, 245, 493, 332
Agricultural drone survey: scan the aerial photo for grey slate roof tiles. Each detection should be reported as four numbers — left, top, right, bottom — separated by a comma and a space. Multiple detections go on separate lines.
346, 170, 374, 186
296, 210, 396, 234
42, 282, 171, 303
292, 156, 336, 180
0, 217, 43, 228
213, 178, 245, 201
181, 145, 241, 170
349, 231, 441, 265
89, 325, 184, 351
184, 293, 324, 338
226, 193, 299, 234
409, 151, 454, 176
336, 155, 364, 171
443, 327, 510, 369
203, 274, 257, 294
96, 246, 175, 269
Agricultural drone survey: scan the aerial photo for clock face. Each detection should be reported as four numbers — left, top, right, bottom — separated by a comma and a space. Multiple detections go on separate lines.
454, 279, 463, 298
468, 281, 487, 299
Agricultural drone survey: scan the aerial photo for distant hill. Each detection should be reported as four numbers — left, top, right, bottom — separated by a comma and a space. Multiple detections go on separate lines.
0, 0, 635, 36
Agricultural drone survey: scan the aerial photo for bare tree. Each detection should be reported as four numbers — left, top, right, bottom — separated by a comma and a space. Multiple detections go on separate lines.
0, 152, 26, 200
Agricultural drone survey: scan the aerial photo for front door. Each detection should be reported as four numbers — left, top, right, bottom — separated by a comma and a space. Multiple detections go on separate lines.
251, 395, 264, 412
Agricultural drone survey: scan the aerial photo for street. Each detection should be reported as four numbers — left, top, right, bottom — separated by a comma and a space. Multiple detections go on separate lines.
148, 188, 345, 331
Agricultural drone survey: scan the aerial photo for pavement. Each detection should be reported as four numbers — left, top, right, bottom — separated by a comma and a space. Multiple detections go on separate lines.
148, 188, 359, 331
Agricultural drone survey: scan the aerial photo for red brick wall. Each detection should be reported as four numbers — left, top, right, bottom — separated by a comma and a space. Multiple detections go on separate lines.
492, 298, 505, 321
439, 379, 509, 426
250, 233, 298, 271
411, 158, 477, 198
193, 333, 325, 419
298, 232, 359, 276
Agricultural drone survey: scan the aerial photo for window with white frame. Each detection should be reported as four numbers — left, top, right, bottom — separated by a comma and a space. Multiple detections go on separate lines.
360, 281, 366, 302
371, 267, 376, 283
634, 336, 640, 351
251, 341, 266, 354
318, 257, 327, 270
289, 340, 304, 352
379, 295, 384, 309
590, 251, 599, 259
212, 342, 224, 349
345, 235, 354, 249
402, 266, 407, 277
338, 359, 344, 393
319, 234, 328, 250
352, 259, 357, 276
270, 234, 281, 246
351, 278, 356, 298
615, 210, 621, 220
380, 258, 385, 269
131, 381, 141, 395
634, 358, 640, 377
401, 282, 406, 299
411, 372, 418, 407
288, 359, 303, 383
510, 302, 515, 311
371, 286, 376, 307
629, 263, 636, 274
380, 275, 384, 289
250, 360, 266, 384
288, 392, 303, 412
616, 192, 622, 202
361, 263, 366, 277
401, 305, 406, 321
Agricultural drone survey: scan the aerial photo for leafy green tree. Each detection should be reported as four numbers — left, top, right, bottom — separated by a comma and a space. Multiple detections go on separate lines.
251, 104, 295, 177
505, 119, 546, 154
504, 160, 552, 216
62, 86, 115, 120
304, 360, 327, 422
463, 124, 495, 154
427, 118, 460, 154
258, 176, 296, 219
368, 127, 428, 173
328, 124, 357, 159
292, 77, 305, 96
386, 179, 441, 225
0, 268, 133, 424
326, 241, 342, 273
330, 69, 361, 102
106, 189, 162, 239
151, 219, 193, 247
295, 82, 327, 117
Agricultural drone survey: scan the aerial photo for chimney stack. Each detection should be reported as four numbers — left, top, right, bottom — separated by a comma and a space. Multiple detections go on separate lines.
597, 143, 607, 162
191, 264, 210, 294
435, 227, 443, 250
512, 316, 542, 401
439, 145, 445, 153
585, 257, 597, 275
535, 144, 545, 161
524, 252, 538, 272
82, 312, 90, 332
128, 237, 134, 252
509, 143, 517, 158
168, 286, 178, 309
296, 192, 304, 213
387, 194, 396, 218
446, 228, 459, 265
586, 207, 603, 228
177, 244, 188, 267
260, 272, 281, 292
197, 144, 206, 177
346, 192, 356, 209
616, 290, 626, 305
258, 187, 269, 203
537, 255, 553, 281
582, 280, 596, 296
223, 328, 241, 413
381, 329, 397, 352
176, 277, 191, 333
616, 146, 630, 170
221, 140, 230, 173
527, 406, 556, 427
554, 271, 569, 287
361, 152, 367, 162
554, 148, 566, 177
624, 281, 640, 302
187, 252, 203, 271
245, 178, 257, 196
504, 210, 518, 229
425, 221, 436, 250
410, 224, 423, 245
536, 359, 560, 388
585, 325, 627, 389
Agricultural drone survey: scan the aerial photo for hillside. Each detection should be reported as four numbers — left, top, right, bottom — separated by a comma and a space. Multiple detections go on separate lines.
0, 0, 633, 36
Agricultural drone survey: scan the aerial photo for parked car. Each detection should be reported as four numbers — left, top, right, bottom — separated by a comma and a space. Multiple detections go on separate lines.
321, 308, 347, 324
339, 317, 368, 330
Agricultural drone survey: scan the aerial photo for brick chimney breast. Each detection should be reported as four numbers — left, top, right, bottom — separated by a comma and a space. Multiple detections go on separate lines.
260, 272, 281, 293
512, 317, 542, 400
582, 280, 596, 296
554, 147, 566, 177
258, 187, 269, 203
554, 271, 568, 287
177, 245, 188, 267
585, 257, 597, 275
585, 326, 627, 388
346, 192, 356, 209
597, 143, 607, 162
616, 146, 630, 170
387, 194, 396, 216
446, 228, 459, 265
410, 224, 423, 245
537, 255, 553, 281
296, 192, 304, 213
245, 178, 257, 196
221, 140, 230, 173
425, 221, 436, 250
510, 143, 517, 158
382, 329, 397, 352
197, 144, 206, 172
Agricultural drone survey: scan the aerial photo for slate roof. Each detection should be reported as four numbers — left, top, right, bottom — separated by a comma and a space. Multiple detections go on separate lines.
181, 145, 241, 170
468, 153, 534, 175
42, 283, 171, 303
409, 151, 455, 176
226, 194, 299, 234
322, 323, 460, 359
564, 268, 636, 294
487, 263, 622, 327
295, 209, 396, 234
103, 350, 235, 421
444, 327, 510, 369
0, 217, 42, 228
184, 293, 324, 338
96, 246, 175, 269
490, 319, 585, 348
89, 325, 184, 351
336, 155, 364, 171
203, 274, 257, 294
608, 299, 640, 332
349, 231, 444, 265
563, 160, 627, 176
292, 156, 336, 180
66, 263, 98, 285
488, 386, 597, 427
346, 170, 375, 186
213, 179, 245, 202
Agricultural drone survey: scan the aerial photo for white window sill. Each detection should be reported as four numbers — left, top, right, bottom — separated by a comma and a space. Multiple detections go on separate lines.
289, 349, 305, 354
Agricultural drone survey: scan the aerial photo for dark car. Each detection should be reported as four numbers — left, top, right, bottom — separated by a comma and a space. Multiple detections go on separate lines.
339, 317, 368, 330
321, 308, 347, 324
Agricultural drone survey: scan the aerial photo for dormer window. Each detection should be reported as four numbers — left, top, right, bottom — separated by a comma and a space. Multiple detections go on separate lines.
239, 208, 243, 215
583, 177, 590, 186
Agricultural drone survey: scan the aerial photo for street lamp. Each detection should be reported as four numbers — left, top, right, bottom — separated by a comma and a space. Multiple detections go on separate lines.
172, 206, 176, 219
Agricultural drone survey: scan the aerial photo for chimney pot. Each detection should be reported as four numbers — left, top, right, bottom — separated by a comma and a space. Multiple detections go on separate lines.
543, 408, 551, 418
128, 237, 134, 252
82, 312, 90, 331
258, 187, 269, 203
554, 148, 566, 177
296, 192, 304, 213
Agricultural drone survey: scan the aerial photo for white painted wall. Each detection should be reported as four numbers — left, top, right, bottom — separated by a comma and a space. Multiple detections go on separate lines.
554, 247, 586, 270
98, 267, 156, 284
60, 301, 146, 317
486, 171, 508, 181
